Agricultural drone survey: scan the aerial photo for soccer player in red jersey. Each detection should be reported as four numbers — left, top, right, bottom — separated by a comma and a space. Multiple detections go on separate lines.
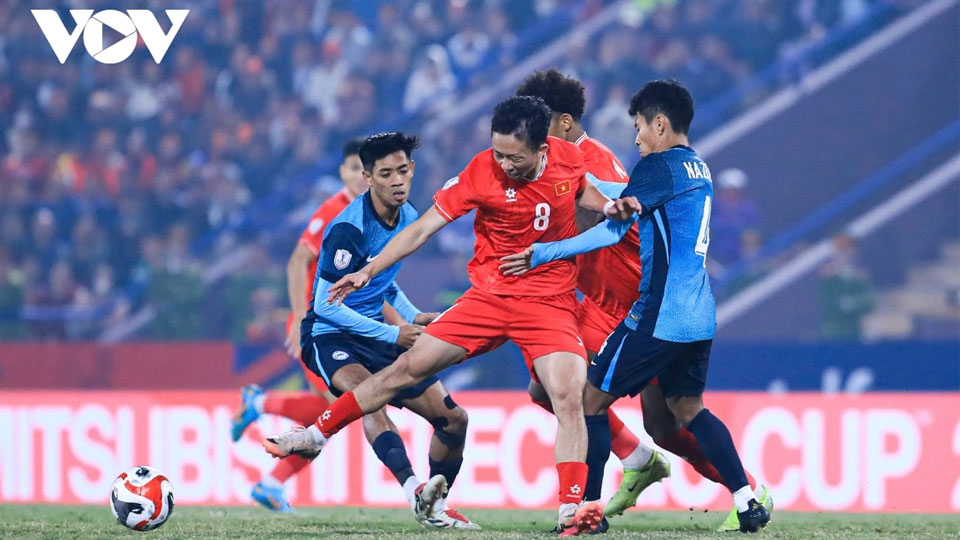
508, 72, 768, 531
231, 140, 413, 514
514, 70, 665, 526
264, 96, 640, 535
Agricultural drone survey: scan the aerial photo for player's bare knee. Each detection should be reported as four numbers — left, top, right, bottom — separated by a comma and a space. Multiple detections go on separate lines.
362, 410, 394, 439
429, 394, 468, 449
445, 404, 468, 435
549, 389, 584, 421
643, 415, 678, 443
582, 381, 613, 416
666, 396, 703, 426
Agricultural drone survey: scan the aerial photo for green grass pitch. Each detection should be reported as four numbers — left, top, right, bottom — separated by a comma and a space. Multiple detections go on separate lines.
2, 505, 958, 539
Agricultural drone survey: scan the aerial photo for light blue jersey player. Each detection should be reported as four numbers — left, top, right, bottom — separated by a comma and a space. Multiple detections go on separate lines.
501, 81, 771, 533
298, 132, 479, 530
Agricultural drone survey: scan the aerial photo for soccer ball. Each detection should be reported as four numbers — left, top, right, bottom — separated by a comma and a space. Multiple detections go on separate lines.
110, 466, 175, 531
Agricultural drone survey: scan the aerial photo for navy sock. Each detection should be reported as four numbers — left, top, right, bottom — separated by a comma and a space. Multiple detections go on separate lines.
685, 408, 749, 493
428, 457, 463, 490
585, 414, 611, 502
372, 431, 415, 486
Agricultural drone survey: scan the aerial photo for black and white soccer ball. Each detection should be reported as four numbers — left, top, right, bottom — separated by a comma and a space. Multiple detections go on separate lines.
110, 466, 175, 531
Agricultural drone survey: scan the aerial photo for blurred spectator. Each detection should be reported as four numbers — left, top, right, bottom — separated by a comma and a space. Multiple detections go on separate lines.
26, 260, 78, 339
447, 26, 492, 71
299, 39, 348, 121
0, 246, 25, 339
818, 235, 874, 340
711, 168, 761, 265
404, 45, 457, 114
589, 83, 636, 159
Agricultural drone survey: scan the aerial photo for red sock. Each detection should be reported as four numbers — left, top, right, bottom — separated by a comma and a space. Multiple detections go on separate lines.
557, 461, 588, 504
607, 409, 641, 460
655, 428, 757, 489
533, 399, 554, 414
264, 393, 330, 426
268, 454, 312, 484
314, 391, 363, 438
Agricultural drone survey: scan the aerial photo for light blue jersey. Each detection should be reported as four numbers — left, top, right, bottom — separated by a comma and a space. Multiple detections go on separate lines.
301, 192, 421, 344
530, 146, 715, 342
621, 146, 715, 342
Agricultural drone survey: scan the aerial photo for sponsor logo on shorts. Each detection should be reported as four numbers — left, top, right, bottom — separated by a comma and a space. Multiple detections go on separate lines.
332, 351, 349, 361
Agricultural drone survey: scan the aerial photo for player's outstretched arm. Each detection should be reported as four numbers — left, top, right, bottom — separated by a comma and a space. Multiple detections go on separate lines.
328, 207, 449, 304
384, 281, 436, 324
499, 215, 637, 276
577, 181, 643, 221
313, 278, 405, 344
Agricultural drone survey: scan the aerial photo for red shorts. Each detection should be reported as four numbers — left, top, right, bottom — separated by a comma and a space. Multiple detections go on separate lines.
424, 287, 586, 382
576, 296, 624, 353
287, 311, 330, 393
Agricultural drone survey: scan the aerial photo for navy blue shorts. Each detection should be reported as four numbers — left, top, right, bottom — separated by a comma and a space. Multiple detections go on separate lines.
588, 322, 712, 398
301, 332, 439, 408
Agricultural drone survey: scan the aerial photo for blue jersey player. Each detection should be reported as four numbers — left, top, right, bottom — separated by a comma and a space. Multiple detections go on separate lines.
501, 81, 771, 533
297, 132, 479, 530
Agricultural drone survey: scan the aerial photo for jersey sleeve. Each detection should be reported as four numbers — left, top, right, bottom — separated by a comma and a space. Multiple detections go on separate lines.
529, 215, 637, 269
318, 222, 366, 282
432, 157, 482, 222
384, 281, 421, 322
585, 172, 627, 199
312, 277, 400, 343
299, 212, 328, 255
621, 155, 675, 214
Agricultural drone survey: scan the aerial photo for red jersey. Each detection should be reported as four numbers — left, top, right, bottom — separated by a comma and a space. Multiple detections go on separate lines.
298, 188, 353, 307
576, 134, 642, 320
433, 137, 587, 297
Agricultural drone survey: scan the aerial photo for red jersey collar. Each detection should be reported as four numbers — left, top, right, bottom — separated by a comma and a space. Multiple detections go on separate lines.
525, 152, 548, 182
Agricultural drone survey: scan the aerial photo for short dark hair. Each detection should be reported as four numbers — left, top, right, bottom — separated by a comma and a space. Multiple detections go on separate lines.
491, 96, 551, 151
358, 132, 420, 172
515, 68, 586, 122
342, 138, 364, 161
628, 80, 695, 135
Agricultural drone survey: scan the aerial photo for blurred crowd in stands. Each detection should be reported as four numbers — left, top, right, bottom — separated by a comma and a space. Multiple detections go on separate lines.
0, 0, 903, 341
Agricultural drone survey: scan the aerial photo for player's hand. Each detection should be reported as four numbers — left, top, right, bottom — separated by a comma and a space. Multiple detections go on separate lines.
413, 312, 441, 326
327, 271, 371, 305
606, 196, 642, 221
499, 246, 534, 276
396, 324, 425, 348
284, 322, 302, 359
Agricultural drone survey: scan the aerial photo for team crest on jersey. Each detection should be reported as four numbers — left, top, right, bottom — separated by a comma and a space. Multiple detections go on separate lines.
505, 188, 517, 202
334, 249, 352, 270
554, 180, 571, 196
442, 176, 459, 190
